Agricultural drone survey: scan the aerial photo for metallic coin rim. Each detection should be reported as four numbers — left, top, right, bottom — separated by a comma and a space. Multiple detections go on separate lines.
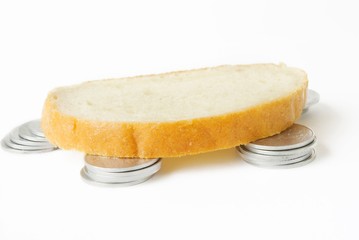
9, 128, 54, 148
80, 169, 154, 187
246, 124, 315, 151
28, 127, 45, 138
243, 149, 316, 168
25, 120, 45, 137
1, 137, 57, 153
239, 151, 311, 165
84, 157, 160, 172
18, 124, 48, 142
85, 159, 161, 178
83, 165, 160, 183
237, 145, 312, 162
277, 149, 316, 168
238, 148, 312, 165
305, 89, 320, 109
2, 134, 56, 151
243, 137, 317, 156
81, 160, 161, 184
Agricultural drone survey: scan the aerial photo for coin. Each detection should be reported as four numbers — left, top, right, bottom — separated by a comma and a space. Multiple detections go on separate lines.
80, 169, 153, 187
83, 162, 161, 183
243, 149, 316, 169
237, 123, 317, 168
25, 120, 45, 138
1, 136, 57, 153
238, 147, 310, 162
84, 154, 159, 171
81, 155, 162, 186
3, 134, 55, 151
18, 124, 48, 142
244, 137, 317, 156
277, 149, 316, 168
303, 89, 320, 113
246, 124, 315, 151
9, 128, 54, 148
1, 119, 58, 153
238, 149, 312, 165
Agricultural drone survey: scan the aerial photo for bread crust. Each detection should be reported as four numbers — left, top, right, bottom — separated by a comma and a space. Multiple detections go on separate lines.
42, 77, 307, 158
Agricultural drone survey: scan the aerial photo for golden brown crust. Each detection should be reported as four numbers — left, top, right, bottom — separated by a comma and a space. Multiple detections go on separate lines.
41, 79, 307, 158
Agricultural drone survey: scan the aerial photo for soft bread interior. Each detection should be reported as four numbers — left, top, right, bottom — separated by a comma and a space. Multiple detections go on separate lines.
51, 64, 306, 122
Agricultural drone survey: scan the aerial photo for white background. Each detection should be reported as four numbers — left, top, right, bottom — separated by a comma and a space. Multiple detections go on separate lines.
1, 0, 359, 239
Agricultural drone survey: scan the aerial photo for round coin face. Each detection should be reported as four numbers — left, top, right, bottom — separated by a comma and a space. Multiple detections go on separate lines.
246, 124, 315, 151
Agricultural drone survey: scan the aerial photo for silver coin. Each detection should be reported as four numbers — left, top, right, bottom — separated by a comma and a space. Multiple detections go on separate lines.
244, 137, 317, 156
84, 155, 159, 172
81, 166, 161, 185
29, 126, 45, 138
303, 89, 320, 112
81, 156, 162, 185
9, 128, 55, 148
239, 151, 311, 166
277, 149, 316, 168
239, 148, 315, 167
1, 136, 57, 153
25, 120, 46, 138
18, 124, 48, 142
237, 147, 312, 165
237, 145, 311, 162
83, 161, 161, 184
1, 119, 58, 153
3, 135, 56, 151
247, 124, 315, 151
238, 145, 312, 162
244, 149, 316, 169
80, 169, 154, 187
84, 158, 160, 175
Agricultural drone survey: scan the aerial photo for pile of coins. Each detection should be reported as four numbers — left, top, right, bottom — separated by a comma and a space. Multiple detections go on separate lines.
1, 120, 58, 153
237, 124, 317, 168
81, 155, 162, 186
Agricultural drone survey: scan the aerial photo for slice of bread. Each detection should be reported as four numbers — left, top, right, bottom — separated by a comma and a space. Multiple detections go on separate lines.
42, 64, 308, 158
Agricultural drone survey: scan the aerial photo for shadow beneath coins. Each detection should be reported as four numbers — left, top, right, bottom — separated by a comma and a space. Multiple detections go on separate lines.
156, 148, 244, 178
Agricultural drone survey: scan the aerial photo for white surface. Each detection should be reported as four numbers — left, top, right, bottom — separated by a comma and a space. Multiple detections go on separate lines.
0, 0, 358, 239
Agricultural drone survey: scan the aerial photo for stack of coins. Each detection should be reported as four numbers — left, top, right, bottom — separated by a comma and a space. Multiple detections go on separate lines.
81, 154, 162, 186
1, 119, 58, 153
237, 124, 317, 168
